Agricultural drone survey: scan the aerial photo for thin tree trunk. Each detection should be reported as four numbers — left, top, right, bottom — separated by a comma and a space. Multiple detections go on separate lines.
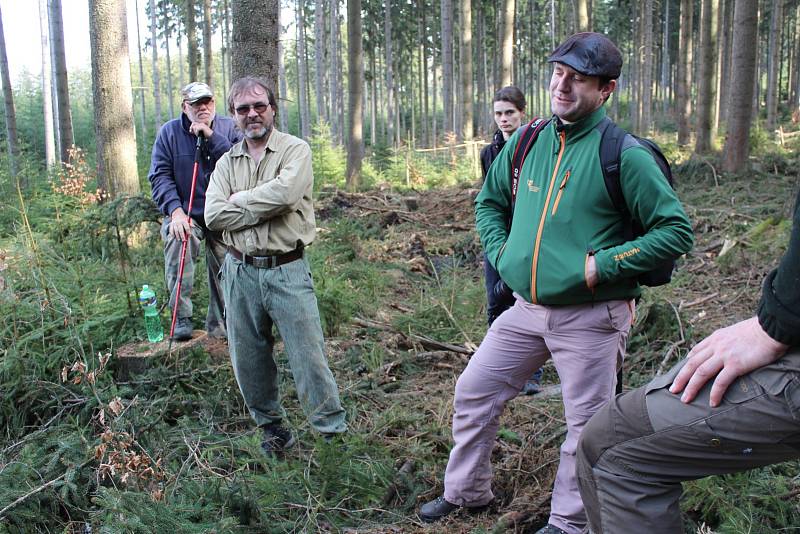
500, 0, 514, 87
231, 0, 280, 93
186, 0, 198, 81
346, 0, 363, 188
203, 0, 213, 87
177, 34, 185, 89
134, 0, 147, 140
48, 0, 74, 162
150, 0, 162, 131
766, 0, 783, 132
441, 0, 453, 135
163, 8, 175, 118
39, 0, 56, 168
277, 39, 288, 131
722, 0, 758, 172
792, 3, 800, 108
577, 0, 589, 31
314, 0, 326, 124
460, 0, 473, 140
0, 4, 19, 179
676, 0, 694, 145
296, 1, 310, 139
422, 4, 430, 146
642, 0, 653, 134
696, 0, 717, 153
370, 49, 377, 146
89, 0, 140, 197
476, 7, 487, 135
661, 0, 670, 115
718, 0, 734, 126
330, 0, 342, 144
222, 0, 231, 104
384, 0, 395, 146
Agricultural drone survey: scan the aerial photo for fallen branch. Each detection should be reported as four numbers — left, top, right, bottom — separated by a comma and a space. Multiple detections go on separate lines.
657, 302, 686, 376
679, 292, 719, 310
381, 459, 415, 505
353, 317, 474, 355
0, 459, 93, 519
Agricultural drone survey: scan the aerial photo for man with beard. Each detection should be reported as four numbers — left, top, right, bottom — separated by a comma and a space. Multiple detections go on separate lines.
148, 82, 242, 340
204, 77, 347, 455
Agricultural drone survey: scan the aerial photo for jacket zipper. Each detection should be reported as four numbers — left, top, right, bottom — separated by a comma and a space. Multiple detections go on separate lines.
530, 130, 566, 304
551, 168, 571, 216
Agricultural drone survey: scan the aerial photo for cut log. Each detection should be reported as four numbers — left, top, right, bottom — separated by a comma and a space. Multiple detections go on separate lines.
115, 330, 228, 380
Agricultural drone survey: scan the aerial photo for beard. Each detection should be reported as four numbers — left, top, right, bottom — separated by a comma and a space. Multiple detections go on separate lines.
244, 121, 271, 140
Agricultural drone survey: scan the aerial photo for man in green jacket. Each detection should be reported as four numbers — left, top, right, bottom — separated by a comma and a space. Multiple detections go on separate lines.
419, 33, 693, 534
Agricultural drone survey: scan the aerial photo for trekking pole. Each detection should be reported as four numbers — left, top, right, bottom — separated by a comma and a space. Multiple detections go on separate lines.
169, 133, 204, 342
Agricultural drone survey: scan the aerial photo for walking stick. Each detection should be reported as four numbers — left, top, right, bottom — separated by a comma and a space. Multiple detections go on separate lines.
169, 133, 204, 341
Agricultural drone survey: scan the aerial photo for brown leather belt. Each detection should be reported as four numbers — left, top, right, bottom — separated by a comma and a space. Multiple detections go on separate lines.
227, 246, 303, 269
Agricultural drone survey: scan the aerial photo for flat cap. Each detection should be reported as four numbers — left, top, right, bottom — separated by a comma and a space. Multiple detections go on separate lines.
181, 82, 214, 103
547, 32, 623, 79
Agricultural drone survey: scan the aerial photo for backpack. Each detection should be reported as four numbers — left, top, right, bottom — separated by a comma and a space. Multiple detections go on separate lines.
509, 116, 676, 287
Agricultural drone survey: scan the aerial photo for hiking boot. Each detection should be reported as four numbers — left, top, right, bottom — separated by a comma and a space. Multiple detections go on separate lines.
418, 495, 489, 523
534, 524, 568, 534
418, 496, 460, 523
171, 317, 193, 341
261, 424, 296, 457
521, 378, 542, 395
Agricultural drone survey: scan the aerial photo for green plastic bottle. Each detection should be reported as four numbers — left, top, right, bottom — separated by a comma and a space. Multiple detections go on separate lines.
138, 285, 164, 343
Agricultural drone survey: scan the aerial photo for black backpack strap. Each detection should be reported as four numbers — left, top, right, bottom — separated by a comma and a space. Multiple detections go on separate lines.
510, 117, 549, 208
597, 116, 628, 215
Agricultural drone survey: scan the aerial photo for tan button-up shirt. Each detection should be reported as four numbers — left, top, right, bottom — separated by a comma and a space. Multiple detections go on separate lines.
204, 129, 316, 255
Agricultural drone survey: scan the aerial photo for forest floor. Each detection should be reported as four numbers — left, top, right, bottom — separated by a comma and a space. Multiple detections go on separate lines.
1, 143, 799, 533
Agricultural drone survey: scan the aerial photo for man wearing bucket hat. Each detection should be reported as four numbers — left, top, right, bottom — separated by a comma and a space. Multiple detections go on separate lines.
418, 33, 693, 533
148, 82, 242, 341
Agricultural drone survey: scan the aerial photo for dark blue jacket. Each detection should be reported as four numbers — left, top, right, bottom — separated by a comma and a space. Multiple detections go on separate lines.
147, 113, 242, 226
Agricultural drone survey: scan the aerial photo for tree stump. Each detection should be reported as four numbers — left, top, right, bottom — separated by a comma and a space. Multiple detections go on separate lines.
115, 330, 228, 381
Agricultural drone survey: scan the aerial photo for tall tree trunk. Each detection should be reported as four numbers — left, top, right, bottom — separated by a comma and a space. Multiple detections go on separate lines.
89, 0, 140, 197
722, 0, 758, 172
296, 1, 311, 139
134, 0, 147, 140
460, 0, 473, 140
221, 0, 231, 104
676, 0, 694, 145
476, 7, 487, 135
277, 39, 288, 131
661, 0, 671, 115
577, 0, 589, 31
163, 8, 175, 118
792, 3, 800, 108
186, 0, 198, 81
39, 0, 56, 168
330, 0, 343, 144
500, 0, 514, 87
766, 0, 783, 132
0, 4, 19, 179
314, 0, 326, 124
696, 0, 717, 153
370, 50, 377, 146
422, 4, 430, 146
441, 0, 453, 135
48, 0, 74, 162
177, 34, 185, 89
203, 0, 213, 87
717, 0, 734, 126
231, 0, 280, 93
384, 0, 395, 146
641, 0, 653, 134
150, 0, 162, 131
346, 0, 363, 189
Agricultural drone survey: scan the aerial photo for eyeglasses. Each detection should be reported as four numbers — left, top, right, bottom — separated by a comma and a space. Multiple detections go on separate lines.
189, 97, 214, 108
234, 103, 269, 115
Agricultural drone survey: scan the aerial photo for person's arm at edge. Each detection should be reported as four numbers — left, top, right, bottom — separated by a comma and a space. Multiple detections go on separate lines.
148, 125, 183, 219
670, 192, 800, 406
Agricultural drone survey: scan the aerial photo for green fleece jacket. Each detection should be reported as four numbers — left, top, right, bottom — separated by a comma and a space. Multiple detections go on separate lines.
475, 106, 694, 305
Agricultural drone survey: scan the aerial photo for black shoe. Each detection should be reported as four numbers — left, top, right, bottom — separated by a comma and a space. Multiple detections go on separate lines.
419, 496, 460, 523
418, 495, 489, 523
171, 317, 193, 341
535, 524, 568, 534
521, 378, 542, 395
261, 424, 296, 456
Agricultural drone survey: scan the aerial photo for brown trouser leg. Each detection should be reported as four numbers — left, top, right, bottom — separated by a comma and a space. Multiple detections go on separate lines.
577, 350, 800, 534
